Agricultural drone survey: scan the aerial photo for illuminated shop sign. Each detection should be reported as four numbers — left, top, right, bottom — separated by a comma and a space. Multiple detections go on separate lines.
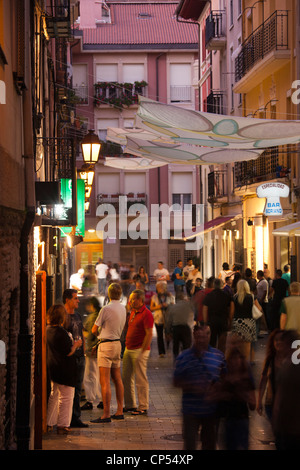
256, 182, 290, 216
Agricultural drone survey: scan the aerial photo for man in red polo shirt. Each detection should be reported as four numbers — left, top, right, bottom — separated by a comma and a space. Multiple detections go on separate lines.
122, 289, 154, 415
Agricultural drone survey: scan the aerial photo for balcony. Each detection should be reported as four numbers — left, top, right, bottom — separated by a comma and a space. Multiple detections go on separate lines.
170, 86, 192, 103
208, 171, 227, 201
45, 0, 73, 38
94, 81, 147, 109
205, 11, 226, 51
97, 193, 147, 214
234, 10, 289, 93
73, 85, 88, 105
206, 91, 224, 114
234, 146, 292, 188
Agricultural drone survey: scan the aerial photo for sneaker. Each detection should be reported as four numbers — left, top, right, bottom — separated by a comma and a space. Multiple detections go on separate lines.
97, 401, 104, 409
81, 401, 93, 410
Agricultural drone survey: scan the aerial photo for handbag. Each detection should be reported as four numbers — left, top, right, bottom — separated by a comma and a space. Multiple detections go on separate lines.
252, 300, 263, 320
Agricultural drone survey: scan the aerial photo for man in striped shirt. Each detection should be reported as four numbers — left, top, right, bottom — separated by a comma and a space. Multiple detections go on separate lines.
174, 324, 226, 450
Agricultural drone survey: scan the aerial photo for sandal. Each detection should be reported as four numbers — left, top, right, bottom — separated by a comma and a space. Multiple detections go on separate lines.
131, 409, 147, 415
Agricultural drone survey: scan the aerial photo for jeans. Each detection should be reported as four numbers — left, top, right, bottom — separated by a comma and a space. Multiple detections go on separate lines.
155, 323, 165, 355
172, 325, 192, 359
98, 278, 106, 295
72, 355, 85, 423
182, 414, 217, 450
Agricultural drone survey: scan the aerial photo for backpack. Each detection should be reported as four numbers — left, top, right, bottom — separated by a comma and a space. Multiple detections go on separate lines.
171, 270, 176, 282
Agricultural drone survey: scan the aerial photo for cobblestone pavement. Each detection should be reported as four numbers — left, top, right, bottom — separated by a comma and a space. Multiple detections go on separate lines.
42, 329, 276, 452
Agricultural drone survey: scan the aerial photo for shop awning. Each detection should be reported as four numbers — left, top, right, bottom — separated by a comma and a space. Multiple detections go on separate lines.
272, 221, 300, 237
183, 215, 240, 240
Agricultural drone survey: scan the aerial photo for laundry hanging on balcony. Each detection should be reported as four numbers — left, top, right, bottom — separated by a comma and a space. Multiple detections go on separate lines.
106, 97, 300, 166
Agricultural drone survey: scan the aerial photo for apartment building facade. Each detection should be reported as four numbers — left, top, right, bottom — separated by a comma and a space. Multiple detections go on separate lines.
72, 1, 201, 275
177, 0, 300, 281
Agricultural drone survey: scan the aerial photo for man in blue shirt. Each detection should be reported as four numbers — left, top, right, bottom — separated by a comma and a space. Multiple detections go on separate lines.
173, 260, 185, 300
174, 324, 226, 450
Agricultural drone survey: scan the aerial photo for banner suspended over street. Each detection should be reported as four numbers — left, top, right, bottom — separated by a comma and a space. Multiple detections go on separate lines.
106, 97, 300, 168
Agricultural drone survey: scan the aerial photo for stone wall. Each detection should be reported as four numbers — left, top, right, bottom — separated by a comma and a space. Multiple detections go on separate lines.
0, 206, 28, 449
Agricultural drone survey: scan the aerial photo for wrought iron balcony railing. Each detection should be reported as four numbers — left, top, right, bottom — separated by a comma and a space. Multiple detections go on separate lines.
170, 86, 192, 103
235, 10, 289, 83
208, 171, 227, 200
205, 11, 226, 50
97, 193, 147, 213
234, 145, 293, 188
94, 81, 147, 108
206, 91, 224, 114
45, 0, 73, 38
73, 85, 88, 104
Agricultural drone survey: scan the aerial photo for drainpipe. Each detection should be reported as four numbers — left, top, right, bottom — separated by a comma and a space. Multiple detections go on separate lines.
16, 0, 36, 450
156, 53, 165, 219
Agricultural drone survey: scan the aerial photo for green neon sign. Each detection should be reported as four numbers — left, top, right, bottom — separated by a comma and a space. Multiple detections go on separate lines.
60, 178, 85, 237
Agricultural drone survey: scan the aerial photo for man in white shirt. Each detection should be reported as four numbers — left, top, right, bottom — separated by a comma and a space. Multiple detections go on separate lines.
153, 261, 170, 285
95, 258, 108, 295
256, 270, 269, 332
91, 283, 126, 423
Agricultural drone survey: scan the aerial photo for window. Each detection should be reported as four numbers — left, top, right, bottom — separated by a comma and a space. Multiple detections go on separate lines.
124, 173, 146, 194
97, 118, 119, 142
238, 0, 242, 17
230, 0, 234, 26
96, 64, 118, 83
170, 64, 192, 103
72, 64, 88, 103
172, 194, 192, 208
123, 64, 145, 83
97, 173, 120, 195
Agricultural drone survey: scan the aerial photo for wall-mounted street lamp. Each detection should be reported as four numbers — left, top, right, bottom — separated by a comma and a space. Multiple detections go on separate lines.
81, 129, 102, 164
79, 169, 95, 187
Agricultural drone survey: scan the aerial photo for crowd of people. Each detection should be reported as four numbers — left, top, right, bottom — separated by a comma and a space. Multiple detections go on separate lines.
45, 257, 300, 450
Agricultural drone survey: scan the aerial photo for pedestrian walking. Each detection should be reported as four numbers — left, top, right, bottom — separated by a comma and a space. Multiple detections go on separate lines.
218, 262, 232, 284
272, 330, 300, 450
165, 292, 194, 359
216, 347, 256, 450
256, 270, 269, 332
173, 260, 185, 300
193, 276, 214, 323
280, 281, 300, 334
150, 282, 175, 357
81, 297, 103, 411
153, 261, 170, 286
122, 289, 154, 415
46, 304, 82, 435
256, 329, 285, 422
269, 269, 289, 330
231, 280, 262, 362
95, 258, 108, 295
63, 289, 89, 428
90, 283, 126, 423
202, 278, 234, 353
174, 324, 226, 450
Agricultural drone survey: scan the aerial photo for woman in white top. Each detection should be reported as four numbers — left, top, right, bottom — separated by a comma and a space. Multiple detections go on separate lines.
218, 262, 233, 284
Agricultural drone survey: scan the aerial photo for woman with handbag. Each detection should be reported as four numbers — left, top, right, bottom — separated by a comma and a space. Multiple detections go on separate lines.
231, 280, 262, 362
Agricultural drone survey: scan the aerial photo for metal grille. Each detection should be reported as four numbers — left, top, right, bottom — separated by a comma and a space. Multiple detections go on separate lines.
205, 11, 225, 45
206, 92, 224, 114
234, 147, 280, 187
208, 171, 227, 199
35, 137, 75, 182
235, 10, 288, 82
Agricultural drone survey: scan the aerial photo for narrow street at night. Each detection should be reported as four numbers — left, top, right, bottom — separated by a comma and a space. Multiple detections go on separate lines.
42, 327, 275, 451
